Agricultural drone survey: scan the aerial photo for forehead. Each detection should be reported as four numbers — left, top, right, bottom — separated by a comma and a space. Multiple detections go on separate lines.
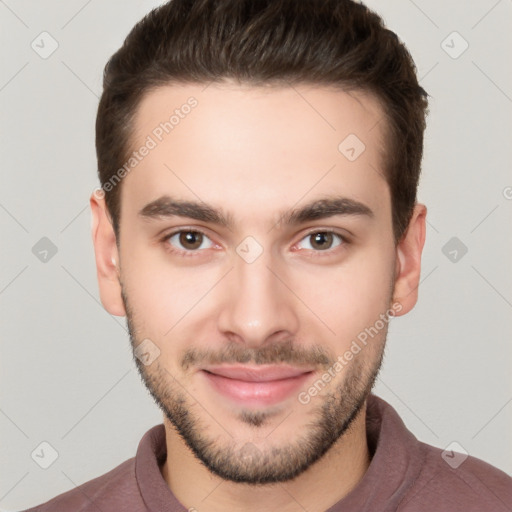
133, 81, 386, 156
122, 81, 390, 227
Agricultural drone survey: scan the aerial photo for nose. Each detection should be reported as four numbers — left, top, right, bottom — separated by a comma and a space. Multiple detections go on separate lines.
216, 246, 300, 349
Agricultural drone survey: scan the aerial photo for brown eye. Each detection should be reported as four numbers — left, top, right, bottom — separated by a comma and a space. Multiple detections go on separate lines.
297, 231, 345, 252
310, 232, 334, 250
165, 230, 214, 253
179, 231, 203, 250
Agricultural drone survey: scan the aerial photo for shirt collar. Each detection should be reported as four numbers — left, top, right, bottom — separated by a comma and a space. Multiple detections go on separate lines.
135, 393, 424, 511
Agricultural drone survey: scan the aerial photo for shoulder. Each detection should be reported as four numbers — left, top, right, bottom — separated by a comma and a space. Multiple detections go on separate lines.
400, 441, 512, 511
20, 457, 142, 512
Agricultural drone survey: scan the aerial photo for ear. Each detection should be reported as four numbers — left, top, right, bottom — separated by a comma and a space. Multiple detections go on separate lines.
392, 203, 427, 316
90, 190, 126, 317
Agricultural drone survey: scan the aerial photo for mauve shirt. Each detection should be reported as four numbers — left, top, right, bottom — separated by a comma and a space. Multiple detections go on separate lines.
22, 394, 512, 511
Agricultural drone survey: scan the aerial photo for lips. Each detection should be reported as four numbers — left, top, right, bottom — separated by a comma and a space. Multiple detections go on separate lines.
201, 364, 314, 407
203, 364, 313, 381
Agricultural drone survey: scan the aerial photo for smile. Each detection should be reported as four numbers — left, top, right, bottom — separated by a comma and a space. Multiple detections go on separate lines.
200, 364, 315, 407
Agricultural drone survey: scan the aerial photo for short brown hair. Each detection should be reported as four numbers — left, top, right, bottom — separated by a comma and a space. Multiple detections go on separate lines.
96, 0, 429, 244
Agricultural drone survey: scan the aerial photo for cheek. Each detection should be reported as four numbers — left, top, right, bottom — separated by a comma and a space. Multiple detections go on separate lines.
120, 240, 218, 337
290, 243, 395, 340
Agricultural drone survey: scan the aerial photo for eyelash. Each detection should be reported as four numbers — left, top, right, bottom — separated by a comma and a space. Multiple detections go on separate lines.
160, 228, 350, 258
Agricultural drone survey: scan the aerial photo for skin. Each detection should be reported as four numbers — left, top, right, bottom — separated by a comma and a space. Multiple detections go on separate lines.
90, 81, 426, 512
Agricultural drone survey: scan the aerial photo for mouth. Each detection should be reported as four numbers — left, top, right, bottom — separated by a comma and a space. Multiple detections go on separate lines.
200, 364, 315, 407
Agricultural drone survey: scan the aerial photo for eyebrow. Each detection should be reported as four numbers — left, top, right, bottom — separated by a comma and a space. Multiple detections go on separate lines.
138, 195, 374, 229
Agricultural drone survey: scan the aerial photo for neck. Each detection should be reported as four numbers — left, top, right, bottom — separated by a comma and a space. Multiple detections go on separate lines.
160, 401, 370, 512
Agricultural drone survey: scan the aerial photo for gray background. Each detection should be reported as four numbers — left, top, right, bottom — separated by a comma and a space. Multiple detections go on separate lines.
1, 0, 511, 510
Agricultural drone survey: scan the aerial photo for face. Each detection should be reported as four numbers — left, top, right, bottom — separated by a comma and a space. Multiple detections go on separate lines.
94, 81, 417, 484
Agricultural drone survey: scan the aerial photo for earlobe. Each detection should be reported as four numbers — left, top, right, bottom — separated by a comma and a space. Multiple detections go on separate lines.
90, 190, 126, 317
392, 203, 427, 316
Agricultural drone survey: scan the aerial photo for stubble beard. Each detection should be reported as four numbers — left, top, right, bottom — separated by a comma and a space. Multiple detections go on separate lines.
123, 288, 387, 484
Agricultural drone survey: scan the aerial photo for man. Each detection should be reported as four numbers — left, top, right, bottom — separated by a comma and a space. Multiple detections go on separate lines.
23, 0, 512, 510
